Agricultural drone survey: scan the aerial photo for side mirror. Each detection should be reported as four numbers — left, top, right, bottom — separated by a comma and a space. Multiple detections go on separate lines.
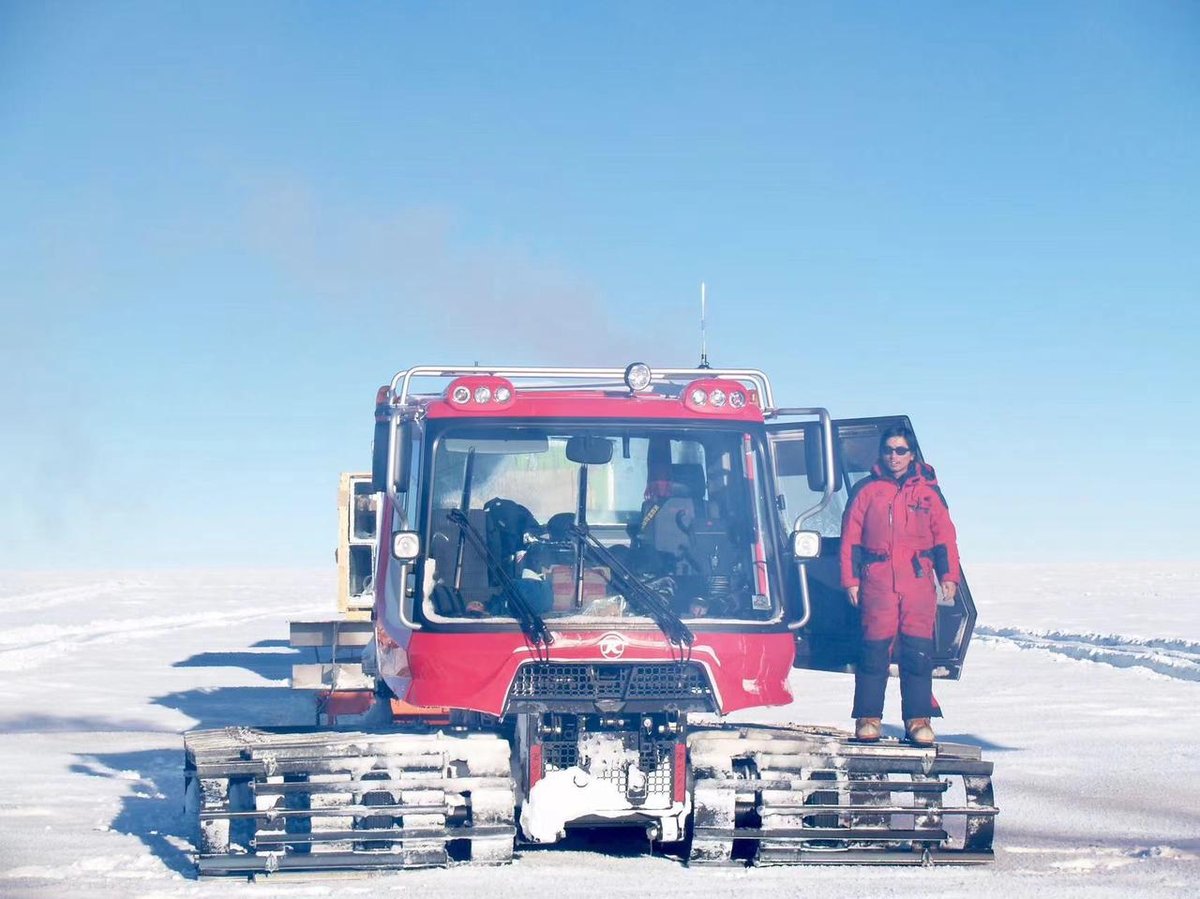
372, 418, 410, 494
391, 531, 421, 562
805, 426, 828, 493
791, 529, 821, 560
371, 418, 390, 491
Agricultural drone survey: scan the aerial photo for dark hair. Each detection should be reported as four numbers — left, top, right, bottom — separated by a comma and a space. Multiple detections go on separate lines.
878, 424, 916, 456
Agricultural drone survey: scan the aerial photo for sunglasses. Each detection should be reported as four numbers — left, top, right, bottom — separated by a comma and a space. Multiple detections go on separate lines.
882, 446, 912, 456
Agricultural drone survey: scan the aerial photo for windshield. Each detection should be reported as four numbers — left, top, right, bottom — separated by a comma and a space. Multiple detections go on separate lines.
419, 424, 778, 624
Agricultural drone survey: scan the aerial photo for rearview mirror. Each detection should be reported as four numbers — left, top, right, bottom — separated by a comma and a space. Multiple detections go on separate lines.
371, 418, 390, 491
565, 435, 613, 465
804, 427, 828, 493
774, 429, 833, 493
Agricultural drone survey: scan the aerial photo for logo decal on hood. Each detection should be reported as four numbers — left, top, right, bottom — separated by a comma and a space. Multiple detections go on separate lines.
598, 632, 628, 660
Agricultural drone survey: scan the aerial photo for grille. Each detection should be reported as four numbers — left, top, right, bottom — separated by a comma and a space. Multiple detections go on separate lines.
542, 717, 581, 770
541, 726, 677, 799
510, 662, 713, 704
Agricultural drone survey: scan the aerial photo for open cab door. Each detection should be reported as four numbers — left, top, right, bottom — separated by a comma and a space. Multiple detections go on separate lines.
767, 416, 978, 679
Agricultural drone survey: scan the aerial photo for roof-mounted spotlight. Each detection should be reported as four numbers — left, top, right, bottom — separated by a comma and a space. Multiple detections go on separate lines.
624, 362, 653, 393
444, 376, 516, 411
682, 378, 753, 414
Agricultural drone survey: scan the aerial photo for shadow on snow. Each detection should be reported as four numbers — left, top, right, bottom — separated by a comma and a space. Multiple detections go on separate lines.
172, 649, 302, 681
0, 713, 175, 734
64, 639, 324, 879
153, 685, 318, 730
71, 747, 196, 879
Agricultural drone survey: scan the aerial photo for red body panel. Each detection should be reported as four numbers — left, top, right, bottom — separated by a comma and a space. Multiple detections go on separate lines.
399, 628, 796, 716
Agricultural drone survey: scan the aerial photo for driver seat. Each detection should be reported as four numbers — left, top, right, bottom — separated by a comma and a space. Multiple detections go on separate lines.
643, 463, 706, 560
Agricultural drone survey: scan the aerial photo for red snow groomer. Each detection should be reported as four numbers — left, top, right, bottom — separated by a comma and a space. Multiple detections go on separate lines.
184, 364, 995, 874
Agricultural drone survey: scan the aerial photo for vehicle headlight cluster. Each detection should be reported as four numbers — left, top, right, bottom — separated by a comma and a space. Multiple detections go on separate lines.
686, 381, 750, 411
446, 377, 517, 408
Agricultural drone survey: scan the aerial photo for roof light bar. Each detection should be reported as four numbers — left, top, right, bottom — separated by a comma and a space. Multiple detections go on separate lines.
681, 379, 753, 414
445, 376, 516, 410
391, 366, 775, 408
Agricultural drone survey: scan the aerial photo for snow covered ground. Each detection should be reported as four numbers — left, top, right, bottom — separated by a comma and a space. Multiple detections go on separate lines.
1, 563, 1197, 897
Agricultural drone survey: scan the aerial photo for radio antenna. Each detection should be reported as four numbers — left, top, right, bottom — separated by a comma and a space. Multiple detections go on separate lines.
698, 282, 711, 369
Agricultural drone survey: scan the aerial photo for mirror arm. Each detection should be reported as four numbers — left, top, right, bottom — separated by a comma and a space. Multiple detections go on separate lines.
788, 562, 814, 631
396, 562, 422, 631
384, 414, 400, 503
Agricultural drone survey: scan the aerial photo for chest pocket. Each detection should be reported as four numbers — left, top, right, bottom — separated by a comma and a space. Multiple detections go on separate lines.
907, 495, 934, 540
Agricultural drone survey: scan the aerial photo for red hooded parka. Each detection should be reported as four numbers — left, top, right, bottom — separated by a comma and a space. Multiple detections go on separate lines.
839, 461, 960, 642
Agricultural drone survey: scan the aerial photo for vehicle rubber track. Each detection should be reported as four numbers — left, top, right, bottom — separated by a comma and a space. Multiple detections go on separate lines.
183, 727, 516, 876
688, 724, 996, 866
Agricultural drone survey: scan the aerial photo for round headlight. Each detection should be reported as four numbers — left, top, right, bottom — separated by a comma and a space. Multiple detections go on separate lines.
494, 386, 512, 403
452, 385, 471, 404
690, 388, 708, 406
392, 531, 421, 561
710, 389, 727, 407
474, 386, 492, 404
729, 391, 746, 408
792, 530, 821, 560
624, 362, 653, 392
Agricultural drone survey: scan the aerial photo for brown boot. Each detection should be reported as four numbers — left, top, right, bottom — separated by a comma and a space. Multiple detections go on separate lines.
905, 718, 935, 747
854, 717, 882, 742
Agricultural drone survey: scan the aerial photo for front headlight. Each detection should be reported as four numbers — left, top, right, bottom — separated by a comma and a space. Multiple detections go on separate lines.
791, 530, 821, 560
392, 531, 422, 561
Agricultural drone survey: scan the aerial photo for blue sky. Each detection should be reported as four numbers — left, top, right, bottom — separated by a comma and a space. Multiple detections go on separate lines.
2, 1, 1197, 568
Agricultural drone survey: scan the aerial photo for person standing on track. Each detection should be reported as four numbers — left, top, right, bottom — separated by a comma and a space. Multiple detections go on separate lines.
840, 425, 960, 747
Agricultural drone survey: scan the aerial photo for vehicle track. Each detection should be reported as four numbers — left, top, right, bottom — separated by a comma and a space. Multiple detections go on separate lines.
0, 607, 298, 673
976, 626, 1200, 682
0, 580, 130, 611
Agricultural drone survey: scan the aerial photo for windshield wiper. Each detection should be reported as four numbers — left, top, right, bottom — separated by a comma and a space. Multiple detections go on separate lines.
568, 523, 694, 649
446, 509, 553, 649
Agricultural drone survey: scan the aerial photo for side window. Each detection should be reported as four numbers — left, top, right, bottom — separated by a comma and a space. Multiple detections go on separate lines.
771, 428, 844, 538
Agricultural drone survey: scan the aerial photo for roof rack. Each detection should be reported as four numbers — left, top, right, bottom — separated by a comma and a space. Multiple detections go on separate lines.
389, 365, 776, 410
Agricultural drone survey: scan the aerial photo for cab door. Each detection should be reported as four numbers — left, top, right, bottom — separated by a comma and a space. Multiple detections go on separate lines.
768, 416, 978, 680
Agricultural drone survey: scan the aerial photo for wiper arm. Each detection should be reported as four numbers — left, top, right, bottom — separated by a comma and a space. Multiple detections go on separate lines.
568, 524, 694, 649
447, 509, 553, 648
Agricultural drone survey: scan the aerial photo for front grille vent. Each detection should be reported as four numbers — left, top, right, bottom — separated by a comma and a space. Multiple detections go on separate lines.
509, 662, 713, 708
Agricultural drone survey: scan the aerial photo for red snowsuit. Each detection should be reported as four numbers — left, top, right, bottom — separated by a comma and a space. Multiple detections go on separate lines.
840, 461, 960, 722
840, 461, 959, 641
